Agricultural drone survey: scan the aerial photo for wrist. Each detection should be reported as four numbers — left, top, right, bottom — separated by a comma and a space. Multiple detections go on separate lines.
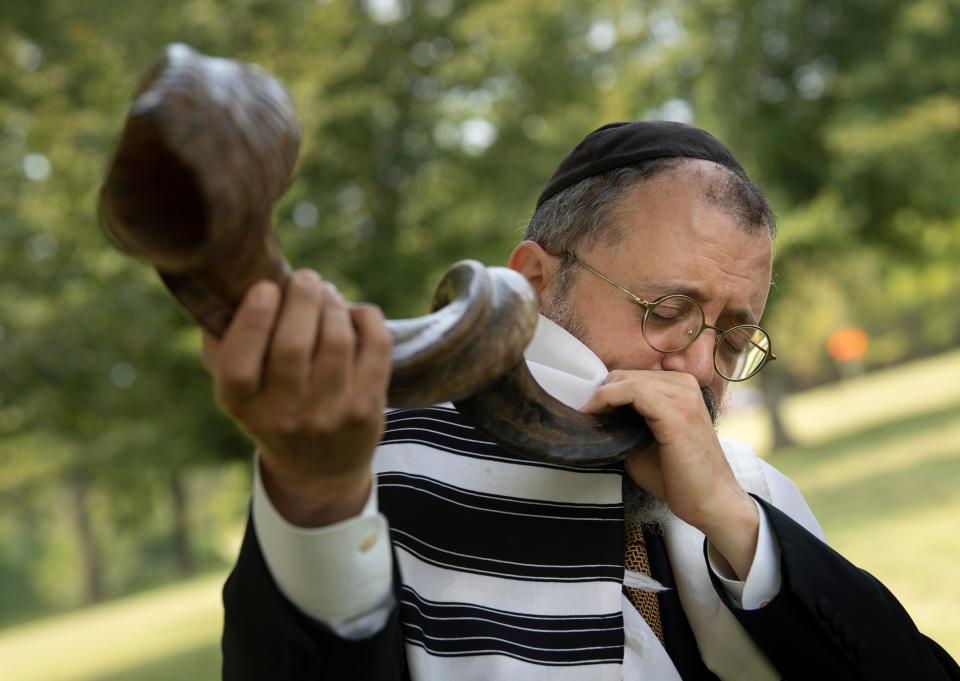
700, 491, 760, 580
259, 458, 373, 527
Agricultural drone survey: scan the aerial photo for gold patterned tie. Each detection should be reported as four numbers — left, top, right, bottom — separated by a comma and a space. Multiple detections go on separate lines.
623, 520, 664, 643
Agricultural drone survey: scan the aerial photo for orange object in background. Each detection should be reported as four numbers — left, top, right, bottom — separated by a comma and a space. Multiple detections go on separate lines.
827, 327, 869, 362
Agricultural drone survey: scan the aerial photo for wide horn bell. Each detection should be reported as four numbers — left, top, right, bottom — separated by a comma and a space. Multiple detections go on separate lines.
98, 44, 652, 466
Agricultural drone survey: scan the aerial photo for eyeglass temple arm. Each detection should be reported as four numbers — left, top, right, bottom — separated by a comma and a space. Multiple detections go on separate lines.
749, 339, 776, 362
739, 337, 775, 362
565, 253, 653, 308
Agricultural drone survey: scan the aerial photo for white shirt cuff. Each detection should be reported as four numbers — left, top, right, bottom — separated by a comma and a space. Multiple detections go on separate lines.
251, 457, 394, 638
706, 499, 782, 610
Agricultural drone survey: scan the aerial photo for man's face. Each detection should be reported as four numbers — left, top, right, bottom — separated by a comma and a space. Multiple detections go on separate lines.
542, 161, 774, 407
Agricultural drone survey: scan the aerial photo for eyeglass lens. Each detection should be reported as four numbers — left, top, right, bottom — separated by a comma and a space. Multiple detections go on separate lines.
643, 296, 703, 352
644, 296, 771, 381
716, 326, 771, 381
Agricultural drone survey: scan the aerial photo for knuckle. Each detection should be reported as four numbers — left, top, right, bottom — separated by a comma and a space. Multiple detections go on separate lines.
300, 407, 331, 433
323, 326, 354, 356
273, 336, 312, 363
600, 380, 623, 395
343, 399, 379, 427
370, 324, 393, 354
233, 311, 275, 341
238, 282, 280, 318
290, 269, 324, 300
357, 302, 385, 321
324, 281, 345, 304
236, 305, 273, 331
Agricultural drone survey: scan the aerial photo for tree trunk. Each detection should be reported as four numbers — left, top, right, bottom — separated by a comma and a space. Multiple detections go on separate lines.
762, 366, 796, 452
170, 473, 195, 576
68, 472, 104, 604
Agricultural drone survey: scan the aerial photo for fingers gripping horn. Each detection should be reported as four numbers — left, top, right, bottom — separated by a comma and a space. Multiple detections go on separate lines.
98, 44, 653, 466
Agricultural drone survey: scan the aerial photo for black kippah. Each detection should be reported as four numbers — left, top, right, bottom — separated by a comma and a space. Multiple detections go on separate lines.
536, 120, 747, 208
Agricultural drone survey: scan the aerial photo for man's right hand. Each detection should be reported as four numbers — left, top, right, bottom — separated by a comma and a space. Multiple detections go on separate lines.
201, 269, 393, 527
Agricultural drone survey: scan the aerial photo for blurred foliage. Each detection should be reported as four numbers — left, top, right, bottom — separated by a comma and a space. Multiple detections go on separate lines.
0, 0, 958, 622
674, 0, 960, 387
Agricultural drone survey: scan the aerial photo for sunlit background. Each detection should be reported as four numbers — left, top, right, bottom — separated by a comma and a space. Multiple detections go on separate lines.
1, 0, 958, 678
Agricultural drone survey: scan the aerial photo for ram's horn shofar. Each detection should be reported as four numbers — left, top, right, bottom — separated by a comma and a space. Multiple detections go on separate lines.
98, 43, 653, 465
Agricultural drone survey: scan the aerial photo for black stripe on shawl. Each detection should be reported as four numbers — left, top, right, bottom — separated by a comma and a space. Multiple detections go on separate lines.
399, 586, 624, 666
378, 471, 623, 520
379, 472, 623, 582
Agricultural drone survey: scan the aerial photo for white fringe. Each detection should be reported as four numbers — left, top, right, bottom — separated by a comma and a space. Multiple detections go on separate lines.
624, 569, 670, 593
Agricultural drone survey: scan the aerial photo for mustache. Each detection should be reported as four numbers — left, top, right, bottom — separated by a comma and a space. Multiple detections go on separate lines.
702, 387, 719, 424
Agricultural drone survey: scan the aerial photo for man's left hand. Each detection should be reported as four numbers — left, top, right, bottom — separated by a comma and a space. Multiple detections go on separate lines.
582, 370, 760, 579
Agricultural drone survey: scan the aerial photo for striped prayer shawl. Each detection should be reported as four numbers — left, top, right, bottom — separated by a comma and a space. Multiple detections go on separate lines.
374, 406, 629, 680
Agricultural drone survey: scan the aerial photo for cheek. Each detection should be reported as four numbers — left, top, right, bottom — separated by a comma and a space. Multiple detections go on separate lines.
570, 292, 660, 370
595, 331, 665, 372
604, 349, 664, 372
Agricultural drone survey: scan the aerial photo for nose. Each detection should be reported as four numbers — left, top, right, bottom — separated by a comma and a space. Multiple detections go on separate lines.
660, 329, 717, 387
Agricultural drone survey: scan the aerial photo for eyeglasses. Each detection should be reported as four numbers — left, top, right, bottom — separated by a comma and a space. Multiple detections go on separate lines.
564, 253, 776, 381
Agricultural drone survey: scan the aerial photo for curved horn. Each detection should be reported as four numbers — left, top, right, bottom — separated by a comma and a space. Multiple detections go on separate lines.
99, 44, 298, 333
387, 262, 539, 408
99, 44, 652, 466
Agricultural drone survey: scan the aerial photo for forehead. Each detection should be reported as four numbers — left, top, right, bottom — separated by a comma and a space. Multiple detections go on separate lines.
583, 162, 773, 320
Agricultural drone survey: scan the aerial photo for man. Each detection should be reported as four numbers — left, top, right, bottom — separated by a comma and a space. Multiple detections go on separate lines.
207, 122, 959, 679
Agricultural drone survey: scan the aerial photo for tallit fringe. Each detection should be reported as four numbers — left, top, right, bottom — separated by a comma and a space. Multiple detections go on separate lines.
624, 569, 670, 593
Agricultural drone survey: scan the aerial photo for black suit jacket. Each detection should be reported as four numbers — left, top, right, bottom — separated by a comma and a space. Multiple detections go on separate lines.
222, 496, 960, 680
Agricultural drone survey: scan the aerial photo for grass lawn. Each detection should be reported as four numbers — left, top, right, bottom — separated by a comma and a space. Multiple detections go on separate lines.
0, 574, 225, 681
720, 348, 960, 658
86, 644, 221, 681
2, 349, 958, 678
759, 403, 960, 658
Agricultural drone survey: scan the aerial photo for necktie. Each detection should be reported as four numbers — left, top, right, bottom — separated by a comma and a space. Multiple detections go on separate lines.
624, 520, 664, 643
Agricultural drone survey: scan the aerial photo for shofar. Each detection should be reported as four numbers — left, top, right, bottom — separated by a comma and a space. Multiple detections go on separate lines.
98, 43, 651, 466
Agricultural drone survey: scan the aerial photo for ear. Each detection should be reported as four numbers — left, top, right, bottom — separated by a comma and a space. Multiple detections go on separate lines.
507, 240, 558, 298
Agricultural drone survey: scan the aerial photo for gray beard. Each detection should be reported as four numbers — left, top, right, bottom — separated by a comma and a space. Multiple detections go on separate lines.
540, 283, 591, 347
623, 476, 672, 529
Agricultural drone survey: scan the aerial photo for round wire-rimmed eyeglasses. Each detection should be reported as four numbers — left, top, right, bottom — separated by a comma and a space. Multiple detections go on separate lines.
563, 252, 776, 381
